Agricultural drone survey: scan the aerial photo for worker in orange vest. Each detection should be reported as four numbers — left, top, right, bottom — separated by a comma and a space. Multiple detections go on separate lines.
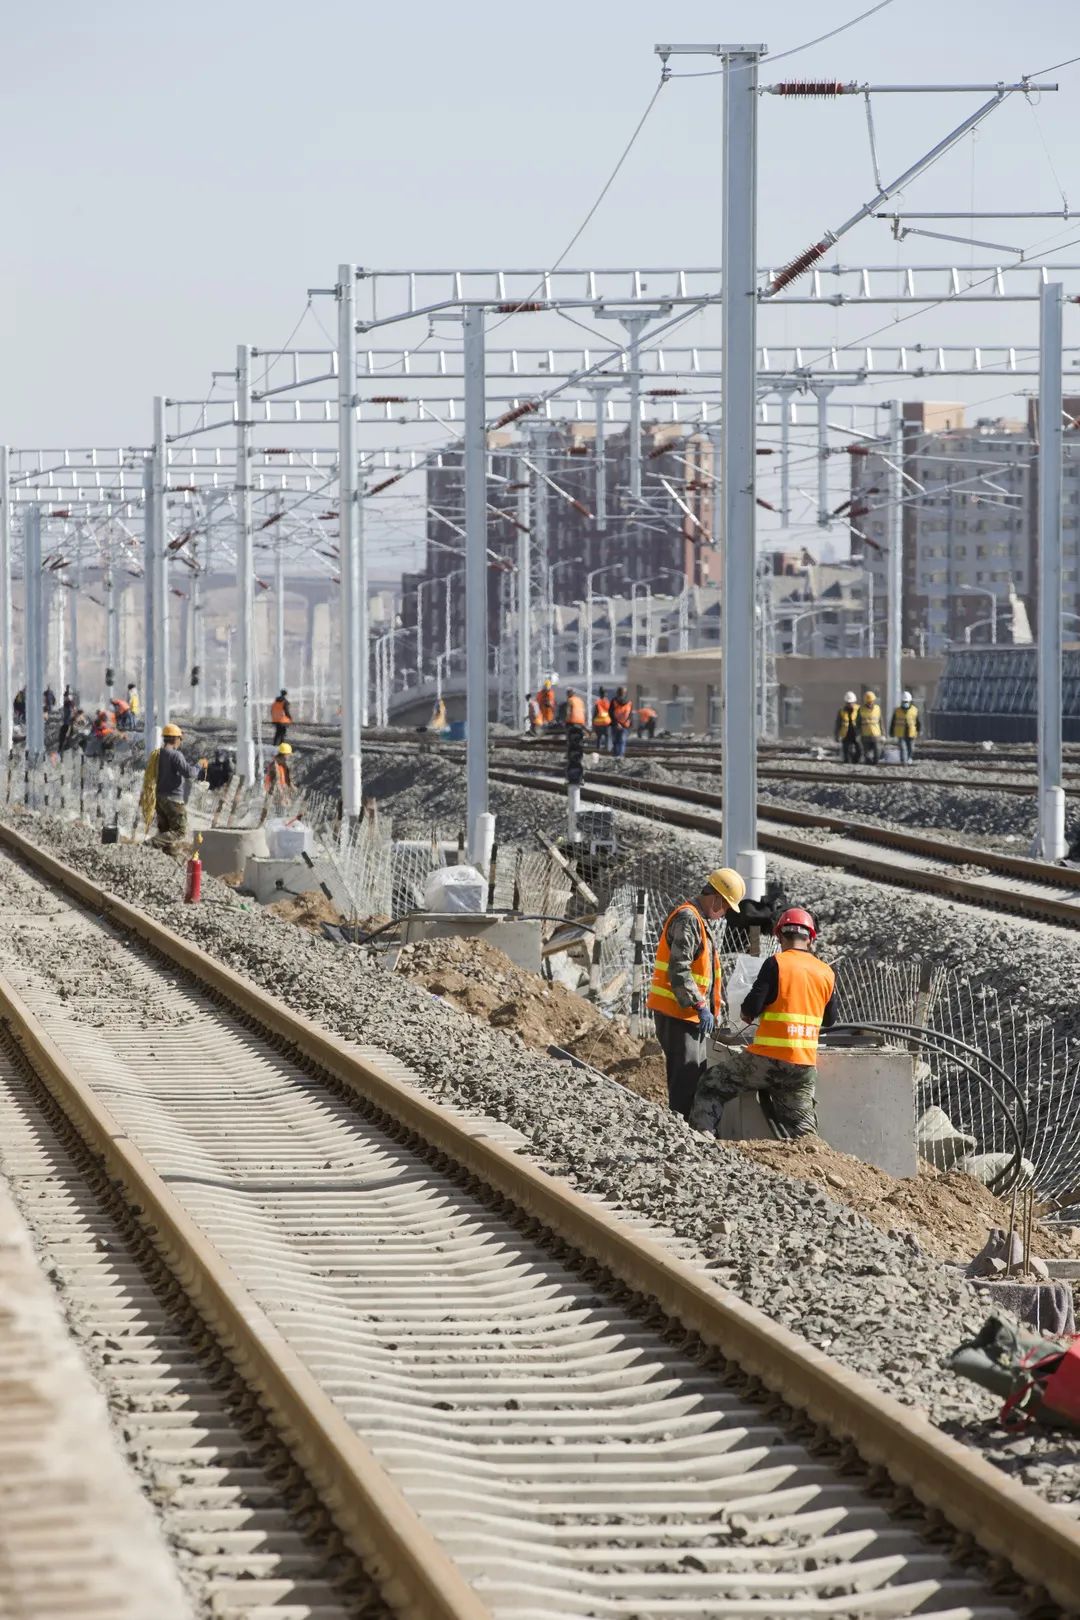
564, 688, 586, 728
92, 707, 116, 741
636, 704, 658, 740
647, 868, 746, 1117
691, 906, 837, 1138
592, 687, 611, 752
537, 680, 556, 727
610, 688, 633, 759
270, 690, 292, 746
264, 741, 293, 793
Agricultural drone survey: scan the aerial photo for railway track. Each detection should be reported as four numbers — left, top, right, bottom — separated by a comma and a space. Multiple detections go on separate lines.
361, 734, 1080, 800
0, 821, 1078, 1616
488, 767, 1080, 928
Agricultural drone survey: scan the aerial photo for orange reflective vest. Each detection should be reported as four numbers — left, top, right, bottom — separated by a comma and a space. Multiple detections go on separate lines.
271, 699, 290, 725
538, 688, 556, 723
593, 698, 611, 727
637, 707, 657, 723
647, 903, 721, 1023
612, 698, 633, 727
265, 761, 290, 790
748, 949, 835, 1067
566, 694, 586, 726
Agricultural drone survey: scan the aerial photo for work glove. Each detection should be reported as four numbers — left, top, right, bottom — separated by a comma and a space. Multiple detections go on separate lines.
695, 1004, 716, 1037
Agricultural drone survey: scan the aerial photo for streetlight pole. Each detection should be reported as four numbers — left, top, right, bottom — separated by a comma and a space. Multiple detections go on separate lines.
234, 350, 256, 783
273, 496, 286, 694
463, 304, 491, 865
886, 400, 904, 722
516, 446, 531, 725
24, 506, 44, 760
1037, 280, 1066, 859
720, 44, 763, 886
0, 446, 11, 764
338, 262, 363, 817
143, 457, 156, 747
152, 396, 169, 733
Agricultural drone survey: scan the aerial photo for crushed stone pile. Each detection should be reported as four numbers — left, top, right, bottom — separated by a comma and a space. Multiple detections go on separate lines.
7, 806, 1080, 1499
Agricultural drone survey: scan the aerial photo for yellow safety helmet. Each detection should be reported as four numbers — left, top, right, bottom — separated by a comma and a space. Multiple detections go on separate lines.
863, 690, 877, 703
161, 723, 182, 740
705, 867, 747, 909
277, 742, 293, 756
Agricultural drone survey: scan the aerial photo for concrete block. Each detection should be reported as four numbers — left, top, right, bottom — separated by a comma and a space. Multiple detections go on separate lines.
402, 916, 543, 974
242, 855, 338, 905
718, 1046, 917, 1179
199, 826, 268, 877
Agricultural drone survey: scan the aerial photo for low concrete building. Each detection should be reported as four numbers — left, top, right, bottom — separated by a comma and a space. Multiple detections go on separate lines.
624, 651, 945, 739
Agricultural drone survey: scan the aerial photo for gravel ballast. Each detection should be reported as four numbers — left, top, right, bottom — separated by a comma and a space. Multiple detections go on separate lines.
5, 808, 1080, 1502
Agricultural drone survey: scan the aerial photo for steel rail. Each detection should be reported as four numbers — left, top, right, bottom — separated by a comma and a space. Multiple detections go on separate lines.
0, 823, 1079, 1609
488, 767, 1080, 926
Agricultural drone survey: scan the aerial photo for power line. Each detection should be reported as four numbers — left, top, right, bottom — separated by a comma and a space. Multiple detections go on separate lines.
487, 76, 667, 335
666, 0, 898, 77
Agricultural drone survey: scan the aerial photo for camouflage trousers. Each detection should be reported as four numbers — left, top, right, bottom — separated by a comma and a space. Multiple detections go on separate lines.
690, 1047, 817, 1139
151, 797, 188, 855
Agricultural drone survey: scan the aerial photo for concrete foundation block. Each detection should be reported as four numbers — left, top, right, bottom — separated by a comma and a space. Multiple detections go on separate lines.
718, 1046, 917, 1179
402, 916, 543, 974
199, 826, 269, 877
242, 855, 338, 906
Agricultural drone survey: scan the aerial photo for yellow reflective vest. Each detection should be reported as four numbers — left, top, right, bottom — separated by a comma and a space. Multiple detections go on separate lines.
857, 702, 882, 739
891, 702, 919, 739
835, 703, 858, 740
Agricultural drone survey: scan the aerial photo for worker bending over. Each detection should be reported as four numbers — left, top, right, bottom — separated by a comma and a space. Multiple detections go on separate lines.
592, 688, 611, 752
691, 907, 836, 1139
637, 704, 657, 740
141, 723, 206, 855
835, 691, 860, 764
270, 690, 292, 746
610, 688, 633, 759
858, 689, 882, 765
647, 868, 746, 1119
890, 690, 920, 763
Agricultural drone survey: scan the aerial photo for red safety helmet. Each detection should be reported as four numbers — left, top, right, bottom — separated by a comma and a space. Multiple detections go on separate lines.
775, 906, 817, 941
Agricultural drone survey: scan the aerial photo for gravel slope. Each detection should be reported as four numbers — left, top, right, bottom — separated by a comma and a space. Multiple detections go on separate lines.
5, 808, 1079, 1502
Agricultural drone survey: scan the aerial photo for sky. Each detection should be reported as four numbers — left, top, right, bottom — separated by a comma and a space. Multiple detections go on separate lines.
2, 1, 1077, 564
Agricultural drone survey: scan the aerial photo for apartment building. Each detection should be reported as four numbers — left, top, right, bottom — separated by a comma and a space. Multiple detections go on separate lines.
852, 400, 1080, 653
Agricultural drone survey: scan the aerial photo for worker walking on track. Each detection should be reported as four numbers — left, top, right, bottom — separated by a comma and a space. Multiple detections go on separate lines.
270, 690, 292, 747
647, 868, 746, 1119
610, 688, 633, 759
537, 679, 557, 728
691, 907, 837, 1139
564, 687, 586, 729
835, 691, 860, 764
140, 723, 206, 855
265, 741, 293, 793
592, 687, 611, 752
857, 689, 883, 765
890, 690, 921, 764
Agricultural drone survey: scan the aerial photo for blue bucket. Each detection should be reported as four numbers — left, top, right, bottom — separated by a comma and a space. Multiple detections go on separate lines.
447, 720, 466, 742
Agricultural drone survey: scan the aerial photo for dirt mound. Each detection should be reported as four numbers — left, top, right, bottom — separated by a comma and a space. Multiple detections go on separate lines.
731, 1136, 1075, 1263
266, 889, 345, 933
395, 934, 663, 1098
